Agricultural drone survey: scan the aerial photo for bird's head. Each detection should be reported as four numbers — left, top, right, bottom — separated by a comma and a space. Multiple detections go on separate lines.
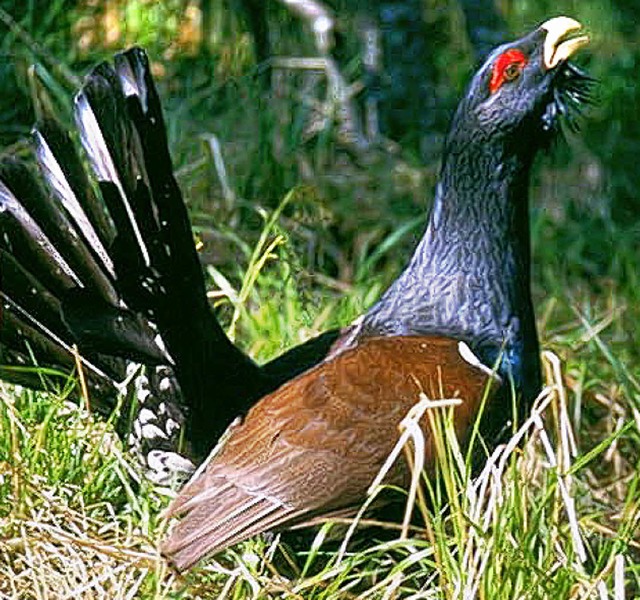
449, 16, 592, 149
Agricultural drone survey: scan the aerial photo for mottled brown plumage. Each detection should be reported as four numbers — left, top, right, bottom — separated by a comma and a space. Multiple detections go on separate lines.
163, 336, 499, 570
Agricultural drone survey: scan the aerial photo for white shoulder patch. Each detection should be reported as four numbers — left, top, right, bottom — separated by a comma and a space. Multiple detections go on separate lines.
457, 341, 502, 382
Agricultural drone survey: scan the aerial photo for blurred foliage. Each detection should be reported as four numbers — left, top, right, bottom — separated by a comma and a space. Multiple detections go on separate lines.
1, 1, 637, 205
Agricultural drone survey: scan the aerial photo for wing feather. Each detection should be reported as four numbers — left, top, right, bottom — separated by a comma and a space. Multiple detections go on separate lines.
163, 336, 501, 570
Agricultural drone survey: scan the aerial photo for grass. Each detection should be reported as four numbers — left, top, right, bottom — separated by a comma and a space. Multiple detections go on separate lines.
1, 330, 637, 597
1, 0, 640, 597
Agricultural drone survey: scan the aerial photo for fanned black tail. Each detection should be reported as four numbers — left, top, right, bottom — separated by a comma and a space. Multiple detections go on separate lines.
0, 48, 345, 481
0, 49, 260, 481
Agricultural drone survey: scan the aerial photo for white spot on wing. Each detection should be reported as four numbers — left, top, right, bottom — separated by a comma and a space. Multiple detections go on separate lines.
457, 341, 502, 382
138, 408, 156, 424
165, 418, 180, 436
141, 423, 168, 441
147, 450, 195, 476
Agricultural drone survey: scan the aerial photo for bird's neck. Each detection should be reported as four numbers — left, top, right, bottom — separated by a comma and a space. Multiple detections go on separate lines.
362, 138, 540, 396
426, 141, 534, 301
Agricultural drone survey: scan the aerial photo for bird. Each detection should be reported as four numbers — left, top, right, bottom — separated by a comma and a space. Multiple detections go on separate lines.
160, 16, 592, 570
0, 15, 591, 559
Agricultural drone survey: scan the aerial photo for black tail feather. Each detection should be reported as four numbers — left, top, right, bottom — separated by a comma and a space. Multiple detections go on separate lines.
115, 49, 210, 311
0, 53, 195, 482
0, 166, 81, 296
31, 64, 116, 254
1, 156, 117, 306
0, 48, 259, 475
108, 49, 268, 456
1, 296, 78, 374
0, 247, 67, 335
75, 81, 151, 273
0, 47, 341, 479
61, 288, 169, 365
0, 262, 125, 404
33, 125, 116, 276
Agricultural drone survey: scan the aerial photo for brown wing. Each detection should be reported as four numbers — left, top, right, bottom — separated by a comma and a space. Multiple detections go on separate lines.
162, 335, 500, 571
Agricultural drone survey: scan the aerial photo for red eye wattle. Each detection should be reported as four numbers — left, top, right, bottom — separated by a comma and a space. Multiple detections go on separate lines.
489, 49, 528, 94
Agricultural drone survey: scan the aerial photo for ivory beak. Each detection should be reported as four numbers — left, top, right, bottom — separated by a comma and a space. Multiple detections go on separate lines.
541, 16, 589, 69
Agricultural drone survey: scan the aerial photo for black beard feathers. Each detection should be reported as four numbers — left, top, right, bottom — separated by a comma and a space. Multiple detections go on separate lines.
543, 61, 595, 135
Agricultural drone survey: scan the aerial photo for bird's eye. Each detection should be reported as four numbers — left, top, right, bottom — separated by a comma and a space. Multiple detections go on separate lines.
503, 63, 522, 82
489, 49, 528, 94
